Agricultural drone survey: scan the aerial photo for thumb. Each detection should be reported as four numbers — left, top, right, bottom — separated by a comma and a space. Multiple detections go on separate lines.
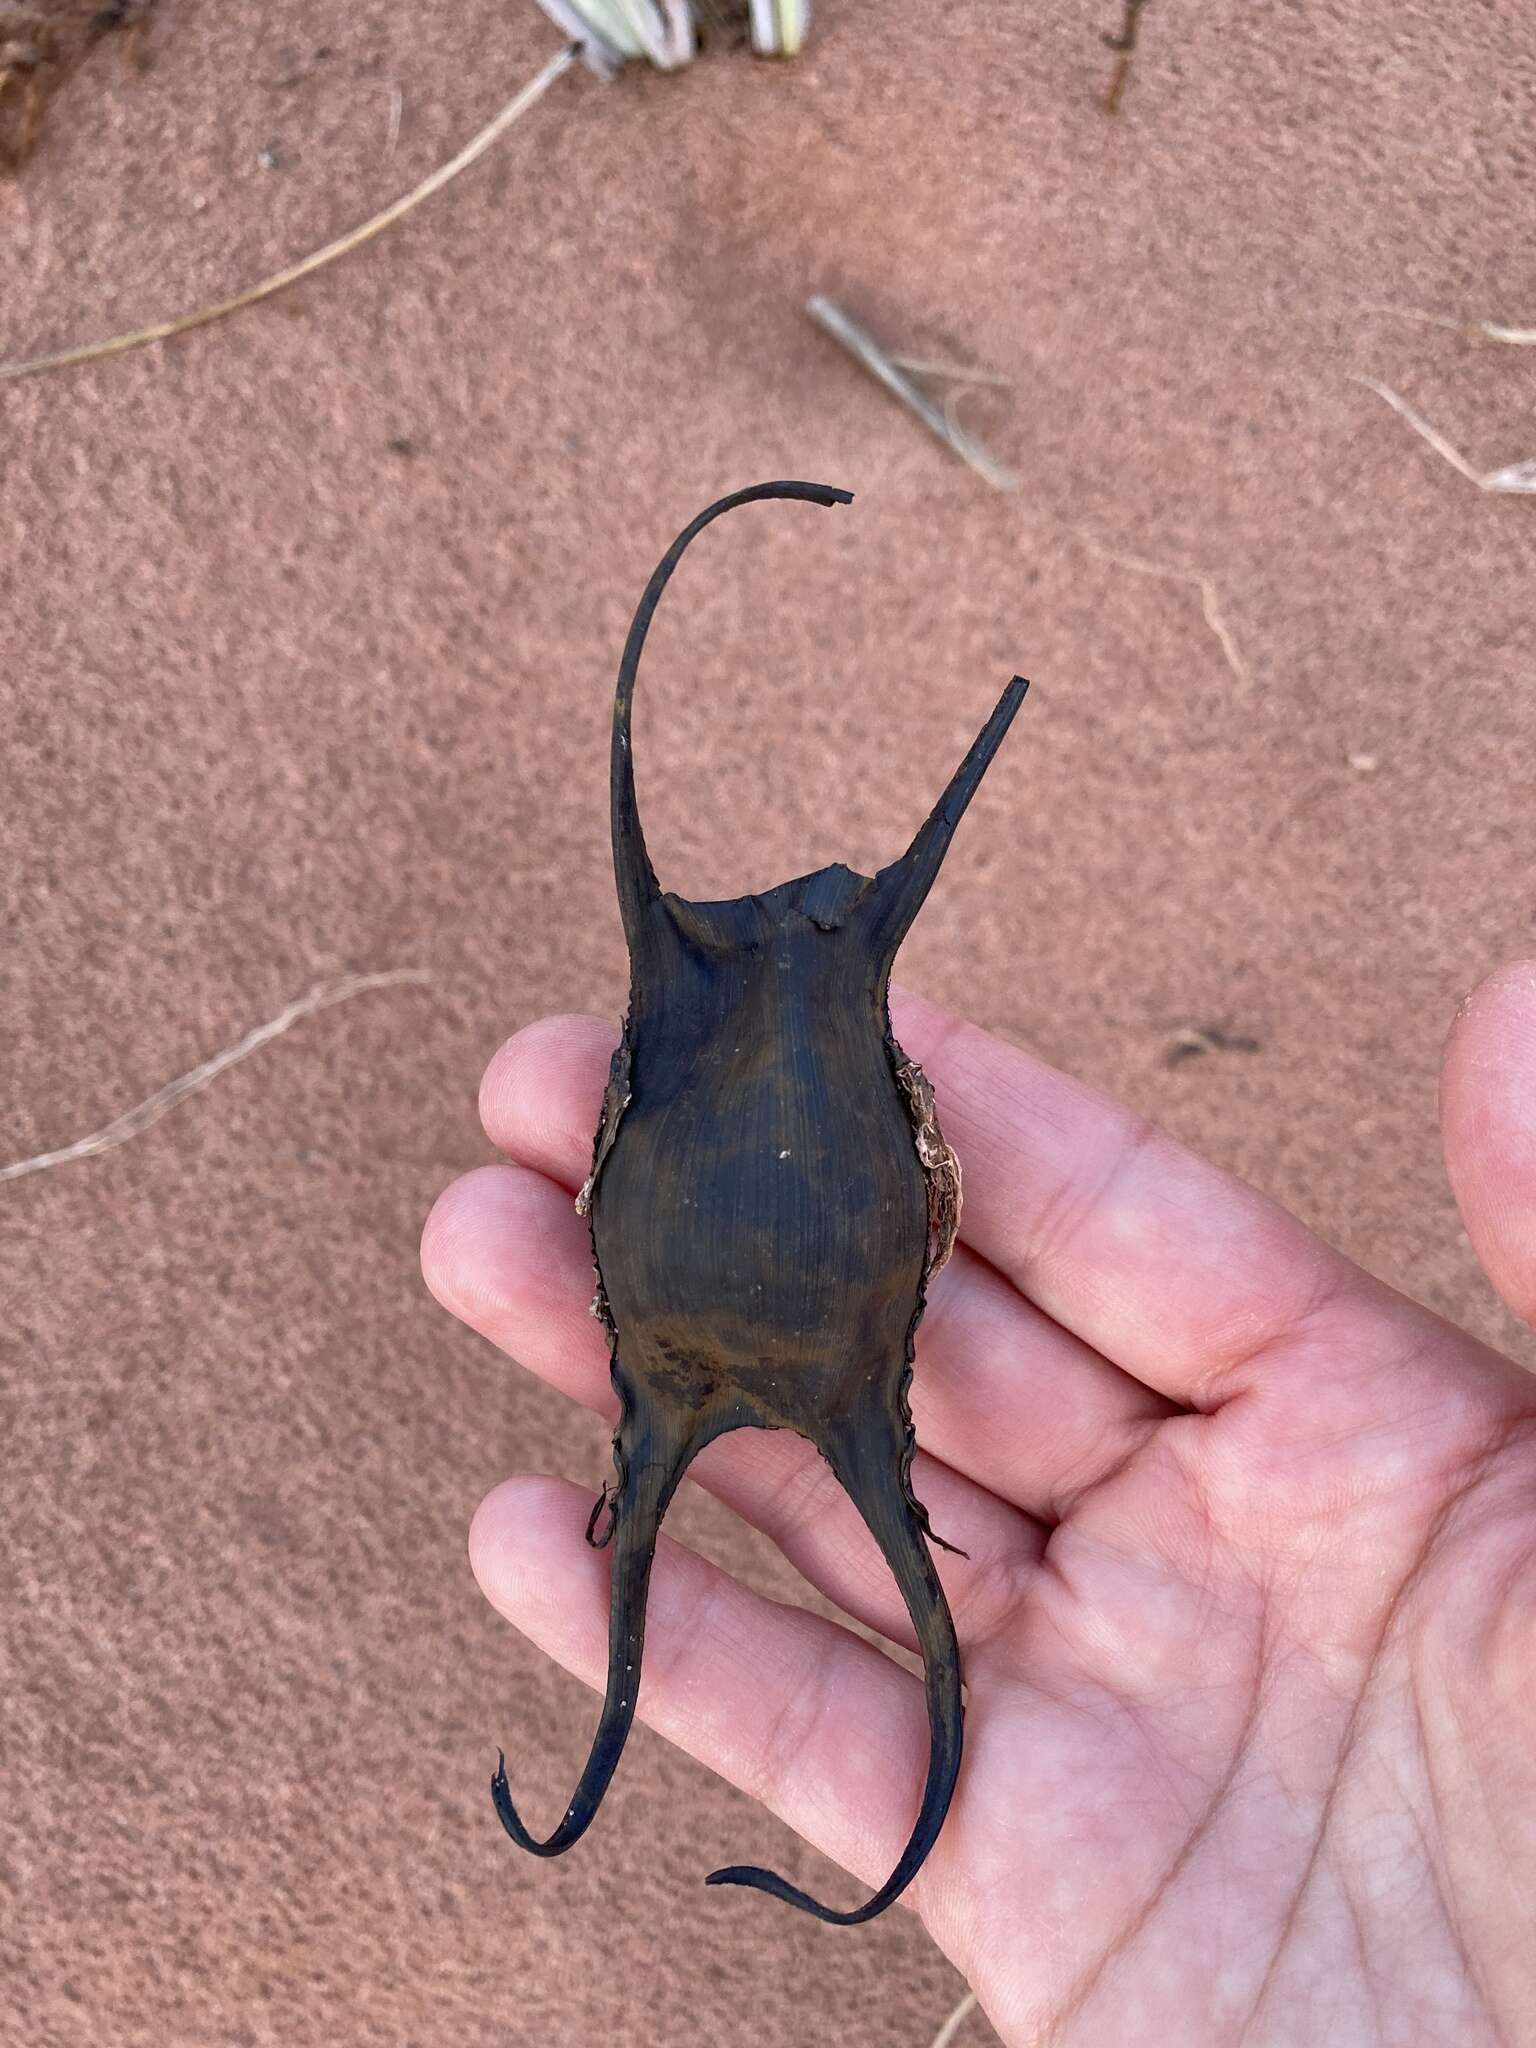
1441, 960, 1536, 1330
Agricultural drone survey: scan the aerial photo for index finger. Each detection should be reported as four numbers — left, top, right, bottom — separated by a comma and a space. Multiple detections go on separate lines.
480, 982, 1399, 1412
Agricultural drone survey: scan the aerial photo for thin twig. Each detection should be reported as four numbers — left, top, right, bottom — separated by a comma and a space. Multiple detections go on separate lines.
1353, 376, 1536, 493
1102, 0, 1147, 114
384, 82, 403, 155
0, 42, 579, 383
1073, 529, 1253, 688
806, 294, 1017, 492
0, 969, 430, 1183
928, 1989, 978, 2048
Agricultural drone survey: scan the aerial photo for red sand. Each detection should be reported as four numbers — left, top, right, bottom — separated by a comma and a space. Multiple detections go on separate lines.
4, 3, 1533, 2041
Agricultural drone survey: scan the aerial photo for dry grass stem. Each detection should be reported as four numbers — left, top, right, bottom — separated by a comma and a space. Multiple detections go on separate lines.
0, 41, 579, 383
1361, 303, 1536, 347
1073, 530, 1253, 687
806, 294, 1017, 492
0, 969, 431, 1184
927, 1990, 978, 2048
1354, 376, 1536, 493
888, 353, 1011, 388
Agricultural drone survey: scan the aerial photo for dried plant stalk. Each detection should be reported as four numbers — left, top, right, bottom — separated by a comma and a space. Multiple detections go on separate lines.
0, 42, 578, 383
0, 969, 429, 1183
1360, 303, 1536, 347
1072, 530, 1253, 688
1354, 376, 1536, 494
1102, 0, 1148, 113
928, 1990, 979, 2048
806, 295, 1017, 491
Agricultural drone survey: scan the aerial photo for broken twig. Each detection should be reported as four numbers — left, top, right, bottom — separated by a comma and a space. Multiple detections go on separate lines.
1469, 323, 1536, 347
0, 969, 430, 1183
0, 41, 579, 383
1166, 1025, 1261, 1068
1102, 0, 1147, 114
806, 294, 1017, 492
1353, 376, 1536, 494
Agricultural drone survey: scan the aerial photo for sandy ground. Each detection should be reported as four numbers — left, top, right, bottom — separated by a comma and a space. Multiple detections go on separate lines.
3, 2, 1534, 2043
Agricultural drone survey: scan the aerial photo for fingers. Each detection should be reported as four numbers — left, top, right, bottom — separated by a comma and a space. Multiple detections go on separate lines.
477, 1014, 610, 1191
476, 1014, 1176, 1516
885, 988, 1494, 1413
919, 1245, 1174, 1518
422, 1163, 1040, 1664
886, 989, 1536, 1451
470, 1473, 957, 1917
474, 981, 1526, 1446
881, 990, 1375, 1407
476, 998, 1351, 1413
1441, 959, 1536, 1328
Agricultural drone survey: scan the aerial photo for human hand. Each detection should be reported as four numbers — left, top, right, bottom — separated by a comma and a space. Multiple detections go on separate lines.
422, 966, 1536, 2046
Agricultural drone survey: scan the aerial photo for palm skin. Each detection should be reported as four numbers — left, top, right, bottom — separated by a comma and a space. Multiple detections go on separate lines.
423, 964, 1536, 2046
